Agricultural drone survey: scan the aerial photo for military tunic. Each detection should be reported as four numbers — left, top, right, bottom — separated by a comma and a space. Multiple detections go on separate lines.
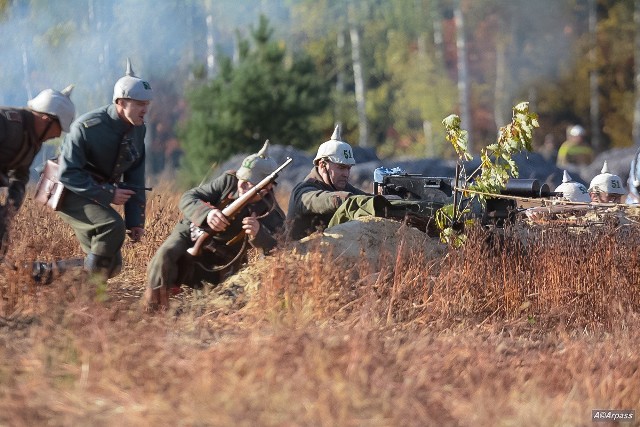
0, 108, 41, 211
286, 167, 369, 240
146, 172, 285, 289
57, 104, 146, 258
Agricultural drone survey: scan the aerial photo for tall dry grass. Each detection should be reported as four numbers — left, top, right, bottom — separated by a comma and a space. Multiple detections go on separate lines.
0, 182, 638, 426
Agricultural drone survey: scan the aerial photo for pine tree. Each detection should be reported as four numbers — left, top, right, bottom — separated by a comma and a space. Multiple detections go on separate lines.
178, 15, 330, 185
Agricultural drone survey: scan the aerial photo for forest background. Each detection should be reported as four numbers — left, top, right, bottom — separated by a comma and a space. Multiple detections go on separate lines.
1, 0, 638, 186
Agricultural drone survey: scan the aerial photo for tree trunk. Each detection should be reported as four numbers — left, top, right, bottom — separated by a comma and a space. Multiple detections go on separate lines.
205, 0, 215, 78
431, 0, 444, 64
633, 0, 640, 147
588, 0, 602, 152
494, 39, 507, 130
348, 4, 369, 147
336, 30, 346, 121
454, 1, 472, 152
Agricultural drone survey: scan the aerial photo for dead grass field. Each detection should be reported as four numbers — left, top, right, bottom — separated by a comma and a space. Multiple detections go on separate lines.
0, 183, 639, 426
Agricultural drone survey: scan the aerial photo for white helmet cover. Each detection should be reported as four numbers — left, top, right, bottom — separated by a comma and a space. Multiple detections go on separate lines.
112, 58, 153, 103
588, 161, 625, 195
313, 124, 356, 166
569, 125, 586, 137
27, 85, 76, 132
554, 170, 590, 202
236, 140, 279, 184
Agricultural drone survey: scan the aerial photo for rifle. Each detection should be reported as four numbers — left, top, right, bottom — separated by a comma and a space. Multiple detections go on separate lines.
187, 157, 293, 257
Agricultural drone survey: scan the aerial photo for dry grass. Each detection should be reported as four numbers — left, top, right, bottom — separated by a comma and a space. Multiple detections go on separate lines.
0, 182, 639, 426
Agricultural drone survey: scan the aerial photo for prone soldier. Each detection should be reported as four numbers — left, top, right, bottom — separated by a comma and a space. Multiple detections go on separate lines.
588, 161, 626, 204
286, 125, 369, 240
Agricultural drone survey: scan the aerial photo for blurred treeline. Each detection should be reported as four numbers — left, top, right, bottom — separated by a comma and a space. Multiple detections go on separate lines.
1, 0, 638, 185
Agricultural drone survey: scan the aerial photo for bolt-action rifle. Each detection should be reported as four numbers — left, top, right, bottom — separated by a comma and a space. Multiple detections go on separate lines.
187, 157, 293, 257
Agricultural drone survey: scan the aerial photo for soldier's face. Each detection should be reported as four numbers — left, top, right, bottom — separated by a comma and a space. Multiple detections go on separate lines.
238, 179, 273, 202
320, 160, 351, 190
590, 192, 621, 203
116, 99, 150, 126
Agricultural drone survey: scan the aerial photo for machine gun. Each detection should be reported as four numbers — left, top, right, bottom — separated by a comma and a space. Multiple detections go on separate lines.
374, 172, 555, 227
187, 157, 293, 257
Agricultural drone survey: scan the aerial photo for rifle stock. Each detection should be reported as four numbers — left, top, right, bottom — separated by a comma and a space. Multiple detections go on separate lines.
187, 157, 292, 257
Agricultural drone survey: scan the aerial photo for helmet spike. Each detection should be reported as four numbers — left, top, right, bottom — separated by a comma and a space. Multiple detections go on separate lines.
331, 124, 341, 141
126, 58, 135, 77
258, 140, 270, 158
562, 170, 572, 183
61, 84, 75, 97
601, 161, 609, 174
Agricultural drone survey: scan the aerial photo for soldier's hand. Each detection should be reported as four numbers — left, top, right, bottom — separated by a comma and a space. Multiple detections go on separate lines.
128, 227, 145, 242
207, 208, 230, 232
242, 213, 260, 238
113, 188, 135, 205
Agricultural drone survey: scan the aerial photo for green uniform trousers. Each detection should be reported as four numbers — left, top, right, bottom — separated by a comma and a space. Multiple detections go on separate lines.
57, 190, 126, 258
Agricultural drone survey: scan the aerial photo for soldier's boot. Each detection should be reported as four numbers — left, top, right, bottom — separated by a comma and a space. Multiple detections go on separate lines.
143, 286, 169, 313
84, 254, 113, 283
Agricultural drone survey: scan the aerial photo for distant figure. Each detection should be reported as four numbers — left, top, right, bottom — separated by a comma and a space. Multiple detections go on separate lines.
588, 161, 625, 204
556, 125, 594, 168
539, 133, 558, 163
626, 147, 640, 204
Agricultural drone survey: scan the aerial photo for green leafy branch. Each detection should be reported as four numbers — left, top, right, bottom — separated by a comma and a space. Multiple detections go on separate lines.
436, 102, 539, 246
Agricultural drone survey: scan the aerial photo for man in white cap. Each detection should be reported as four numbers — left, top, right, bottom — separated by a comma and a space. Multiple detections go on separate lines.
0, 85, 75, 253
287, 125, 369, 240
556, 124, 594, 168
588, 161, 626, 204
143, 141, 286, 311
56, 58, 153, 281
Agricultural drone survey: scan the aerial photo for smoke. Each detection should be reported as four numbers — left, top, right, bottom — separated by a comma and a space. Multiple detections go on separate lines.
0, 0, 288, 116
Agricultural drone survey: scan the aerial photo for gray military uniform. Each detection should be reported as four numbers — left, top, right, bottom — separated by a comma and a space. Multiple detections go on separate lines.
286, 167, 368, 240
57, 104, 146, 276
0, 108, 41, 211
146, 172, 285, 289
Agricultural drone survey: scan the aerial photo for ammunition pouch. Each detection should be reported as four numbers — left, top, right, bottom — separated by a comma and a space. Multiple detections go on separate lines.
34, 159, 66, 211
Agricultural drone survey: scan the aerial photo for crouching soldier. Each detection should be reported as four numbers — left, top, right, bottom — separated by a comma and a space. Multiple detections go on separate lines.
144, 141, 286, 311
56, 59, 153, 281
0, 85, 75, 255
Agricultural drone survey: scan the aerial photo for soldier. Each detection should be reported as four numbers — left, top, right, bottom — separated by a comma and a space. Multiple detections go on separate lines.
588, 161, 626, 204
554, 170, 590, 203
143, 141, 286, 311
56, 59, 153, 281
556, 125, 594, 168
0, 86, 75, 253
286, 125, 369, 240
525, 170, 591, 221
